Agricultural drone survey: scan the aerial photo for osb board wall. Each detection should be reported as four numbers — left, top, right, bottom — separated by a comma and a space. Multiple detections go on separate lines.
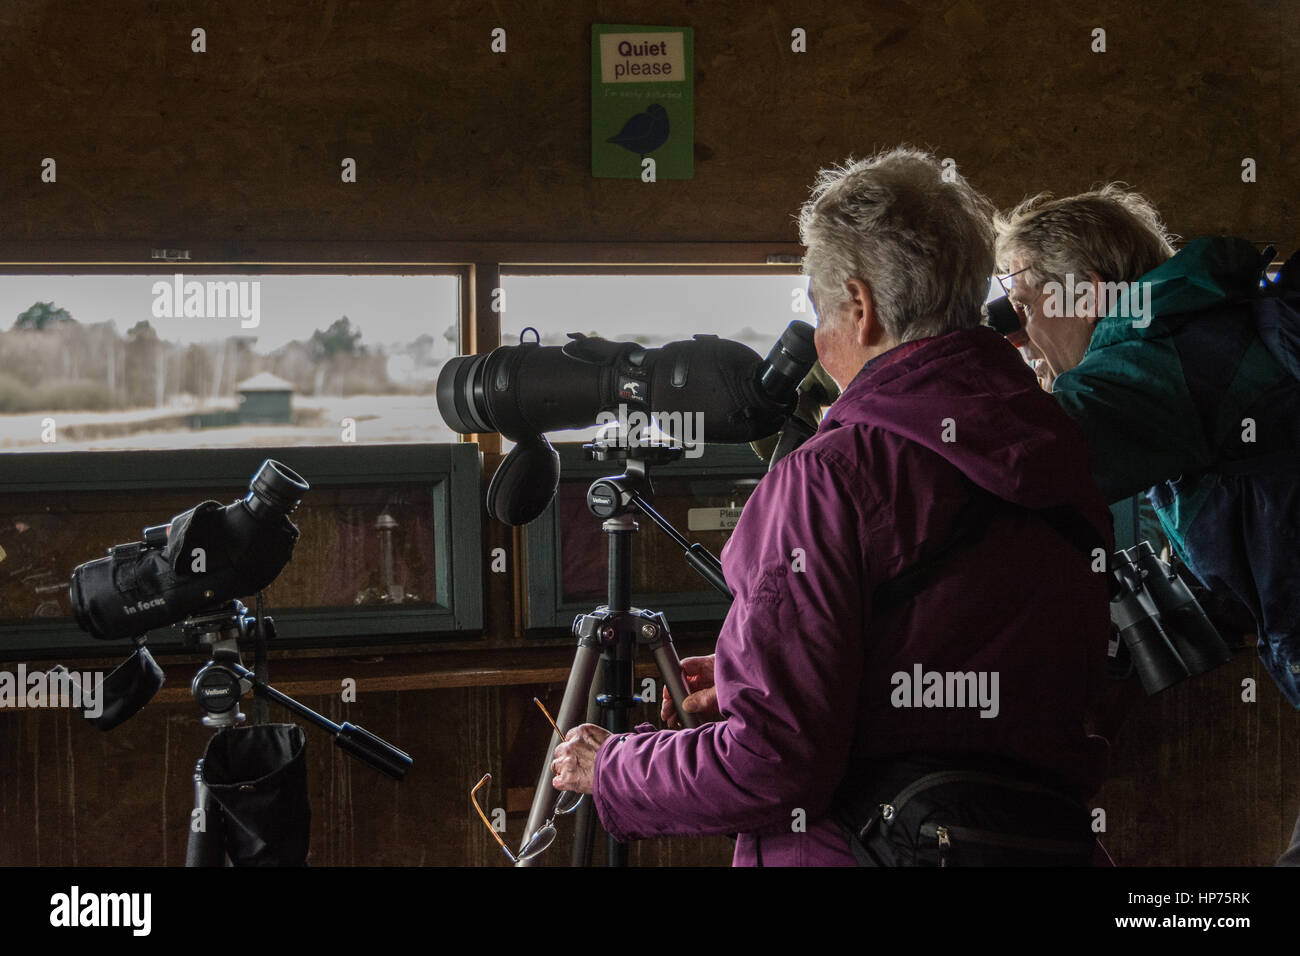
0, 0, 1292, 249
1, 651, 1294, 867
0, 682, 734, 866
1096, 651, 1300, 866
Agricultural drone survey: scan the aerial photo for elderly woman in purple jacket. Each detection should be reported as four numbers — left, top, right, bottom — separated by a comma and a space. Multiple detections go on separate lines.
552, 147, 1114, 866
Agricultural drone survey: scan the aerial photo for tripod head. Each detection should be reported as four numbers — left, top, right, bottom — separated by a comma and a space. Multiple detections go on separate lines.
582, 426, 733, 602
181, 600, 272, 728
583, 423, 684, 510
179, 599, 411, 780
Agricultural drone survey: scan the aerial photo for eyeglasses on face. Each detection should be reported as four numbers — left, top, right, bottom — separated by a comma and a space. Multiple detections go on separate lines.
995, 264, 1032, 301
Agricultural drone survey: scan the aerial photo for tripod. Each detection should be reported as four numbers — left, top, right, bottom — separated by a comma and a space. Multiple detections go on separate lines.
517, 437, 733, 867
181, 600, 412, 866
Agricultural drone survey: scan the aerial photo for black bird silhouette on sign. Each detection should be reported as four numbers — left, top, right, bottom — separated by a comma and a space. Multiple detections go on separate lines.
606, 104, 670, 158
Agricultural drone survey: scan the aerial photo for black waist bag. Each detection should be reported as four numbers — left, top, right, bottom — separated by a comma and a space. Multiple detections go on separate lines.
832, 756, 1096, 867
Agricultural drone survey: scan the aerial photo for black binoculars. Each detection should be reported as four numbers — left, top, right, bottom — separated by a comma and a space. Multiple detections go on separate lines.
1109, 540, 1235, 694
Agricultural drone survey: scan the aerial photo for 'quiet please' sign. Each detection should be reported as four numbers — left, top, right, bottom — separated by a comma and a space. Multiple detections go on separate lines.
591, 24, 694, 180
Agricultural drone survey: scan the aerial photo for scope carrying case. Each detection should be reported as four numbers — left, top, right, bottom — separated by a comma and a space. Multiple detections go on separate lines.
831, 754, 1096, 866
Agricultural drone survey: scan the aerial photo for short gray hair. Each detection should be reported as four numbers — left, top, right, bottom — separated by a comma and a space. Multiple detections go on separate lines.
993, 184, 1176, 292
797, 147, 996, 343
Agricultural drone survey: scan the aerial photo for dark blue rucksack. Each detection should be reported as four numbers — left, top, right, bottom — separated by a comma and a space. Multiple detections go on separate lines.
1255, 249, 1300, 383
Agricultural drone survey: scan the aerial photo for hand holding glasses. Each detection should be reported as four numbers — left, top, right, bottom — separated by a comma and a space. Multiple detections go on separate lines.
469, 698, 584, 863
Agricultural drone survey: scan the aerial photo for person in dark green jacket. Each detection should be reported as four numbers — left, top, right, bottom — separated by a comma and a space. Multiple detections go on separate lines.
995, 187, 1300, 863
995, 187, 1300, 695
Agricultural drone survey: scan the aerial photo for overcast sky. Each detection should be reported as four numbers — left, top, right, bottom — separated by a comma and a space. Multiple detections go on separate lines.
0, 273, 816, 356
0, 274, 458, 353
0, 272, 1003, 357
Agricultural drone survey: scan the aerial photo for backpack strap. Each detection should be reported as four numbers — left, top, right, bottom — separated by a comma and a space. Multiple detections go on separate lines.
872, 480, 1109, 615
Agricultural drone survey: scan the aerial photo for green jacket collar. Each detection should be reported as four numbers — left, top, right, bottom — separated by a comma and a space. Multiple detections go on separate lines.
1088, 236, 1268, 349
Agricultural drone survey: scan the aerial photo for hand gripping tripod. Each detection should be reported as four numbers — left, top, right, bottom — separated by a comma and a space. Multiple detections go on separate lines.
517, 435, 733, 867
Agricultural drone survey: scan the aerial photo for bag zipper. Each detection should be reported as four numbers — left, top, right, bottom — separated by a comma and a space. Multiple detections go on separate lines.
920, 821, 1095, 858
885, 770, 1082, 819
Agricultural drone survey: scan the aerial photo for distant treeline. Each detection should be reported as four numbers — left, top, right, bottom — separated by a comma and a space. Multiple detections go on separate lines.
0, 312, 443, 413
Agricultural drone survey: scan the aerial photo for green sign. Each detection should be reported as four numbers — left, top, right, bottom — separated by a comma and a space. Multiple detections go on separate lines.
591, 24, 694, 180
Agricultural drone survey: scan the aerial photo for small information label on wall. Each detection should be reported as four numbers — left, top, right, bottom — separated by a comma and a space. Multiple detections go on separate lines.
687, 506, 744, 533
591, 24, 694, 180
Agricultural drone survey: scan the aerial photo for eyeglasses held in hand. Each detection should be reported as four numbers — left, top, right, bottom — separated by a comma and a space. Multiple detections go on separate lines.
469, 698, 583, 862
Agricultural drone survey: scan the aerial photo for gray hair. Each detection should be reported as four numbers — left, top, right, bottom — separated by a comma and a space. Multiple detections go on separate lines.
797, 147, 996, 343
993, 184, 1176, 292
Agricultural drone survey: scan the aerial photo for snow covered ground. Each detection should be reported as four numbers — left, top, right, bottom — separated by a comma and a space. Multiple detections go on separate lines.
0, 394, 459, 452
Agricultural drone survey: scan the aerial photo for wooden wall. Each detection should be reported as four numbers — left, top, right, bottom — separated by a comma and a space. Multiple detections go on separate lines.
0, 0, 1292, 249
0, 0, 1295, 867
0, 668, 734, 867
1098, 652, 1300, 865
3, 641, 1295, 867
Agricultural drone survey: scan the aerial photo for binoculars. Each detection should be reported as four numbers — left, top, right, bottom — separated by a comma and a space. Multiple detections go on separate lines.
1109, 541, 1235, 694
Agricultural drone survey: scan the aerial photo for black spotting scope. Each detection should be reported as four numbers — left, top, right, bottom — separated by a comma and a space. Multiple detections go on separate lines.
69, 460, 309, 641
437, 322, 817, 525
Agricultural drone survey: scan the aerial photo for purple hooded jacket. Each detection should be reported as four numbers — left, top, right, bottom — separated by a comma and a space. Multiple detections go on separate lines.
591, 326, 1114, 866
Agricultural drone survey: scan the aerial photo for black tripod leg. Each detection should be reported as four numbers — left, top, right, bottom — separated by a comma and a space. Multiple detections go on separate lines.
602, 643, 634, 868
653, 638, 700, 730
517, 641, 601, 867
184, 758, 228, 867
570, 679, 604, 867
601, 522, 639, 868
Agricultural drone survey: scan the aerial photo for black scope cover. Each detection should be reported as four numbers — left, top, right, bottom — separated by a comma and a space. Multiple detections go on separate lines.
437, 322, 815, 445
70, 491, 302, 642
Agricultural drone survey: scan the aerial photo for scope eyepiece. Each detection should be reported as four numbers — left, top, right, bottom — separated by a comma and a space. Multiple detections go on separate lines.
758, 320, 816, 403
245, 459, 310, 521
